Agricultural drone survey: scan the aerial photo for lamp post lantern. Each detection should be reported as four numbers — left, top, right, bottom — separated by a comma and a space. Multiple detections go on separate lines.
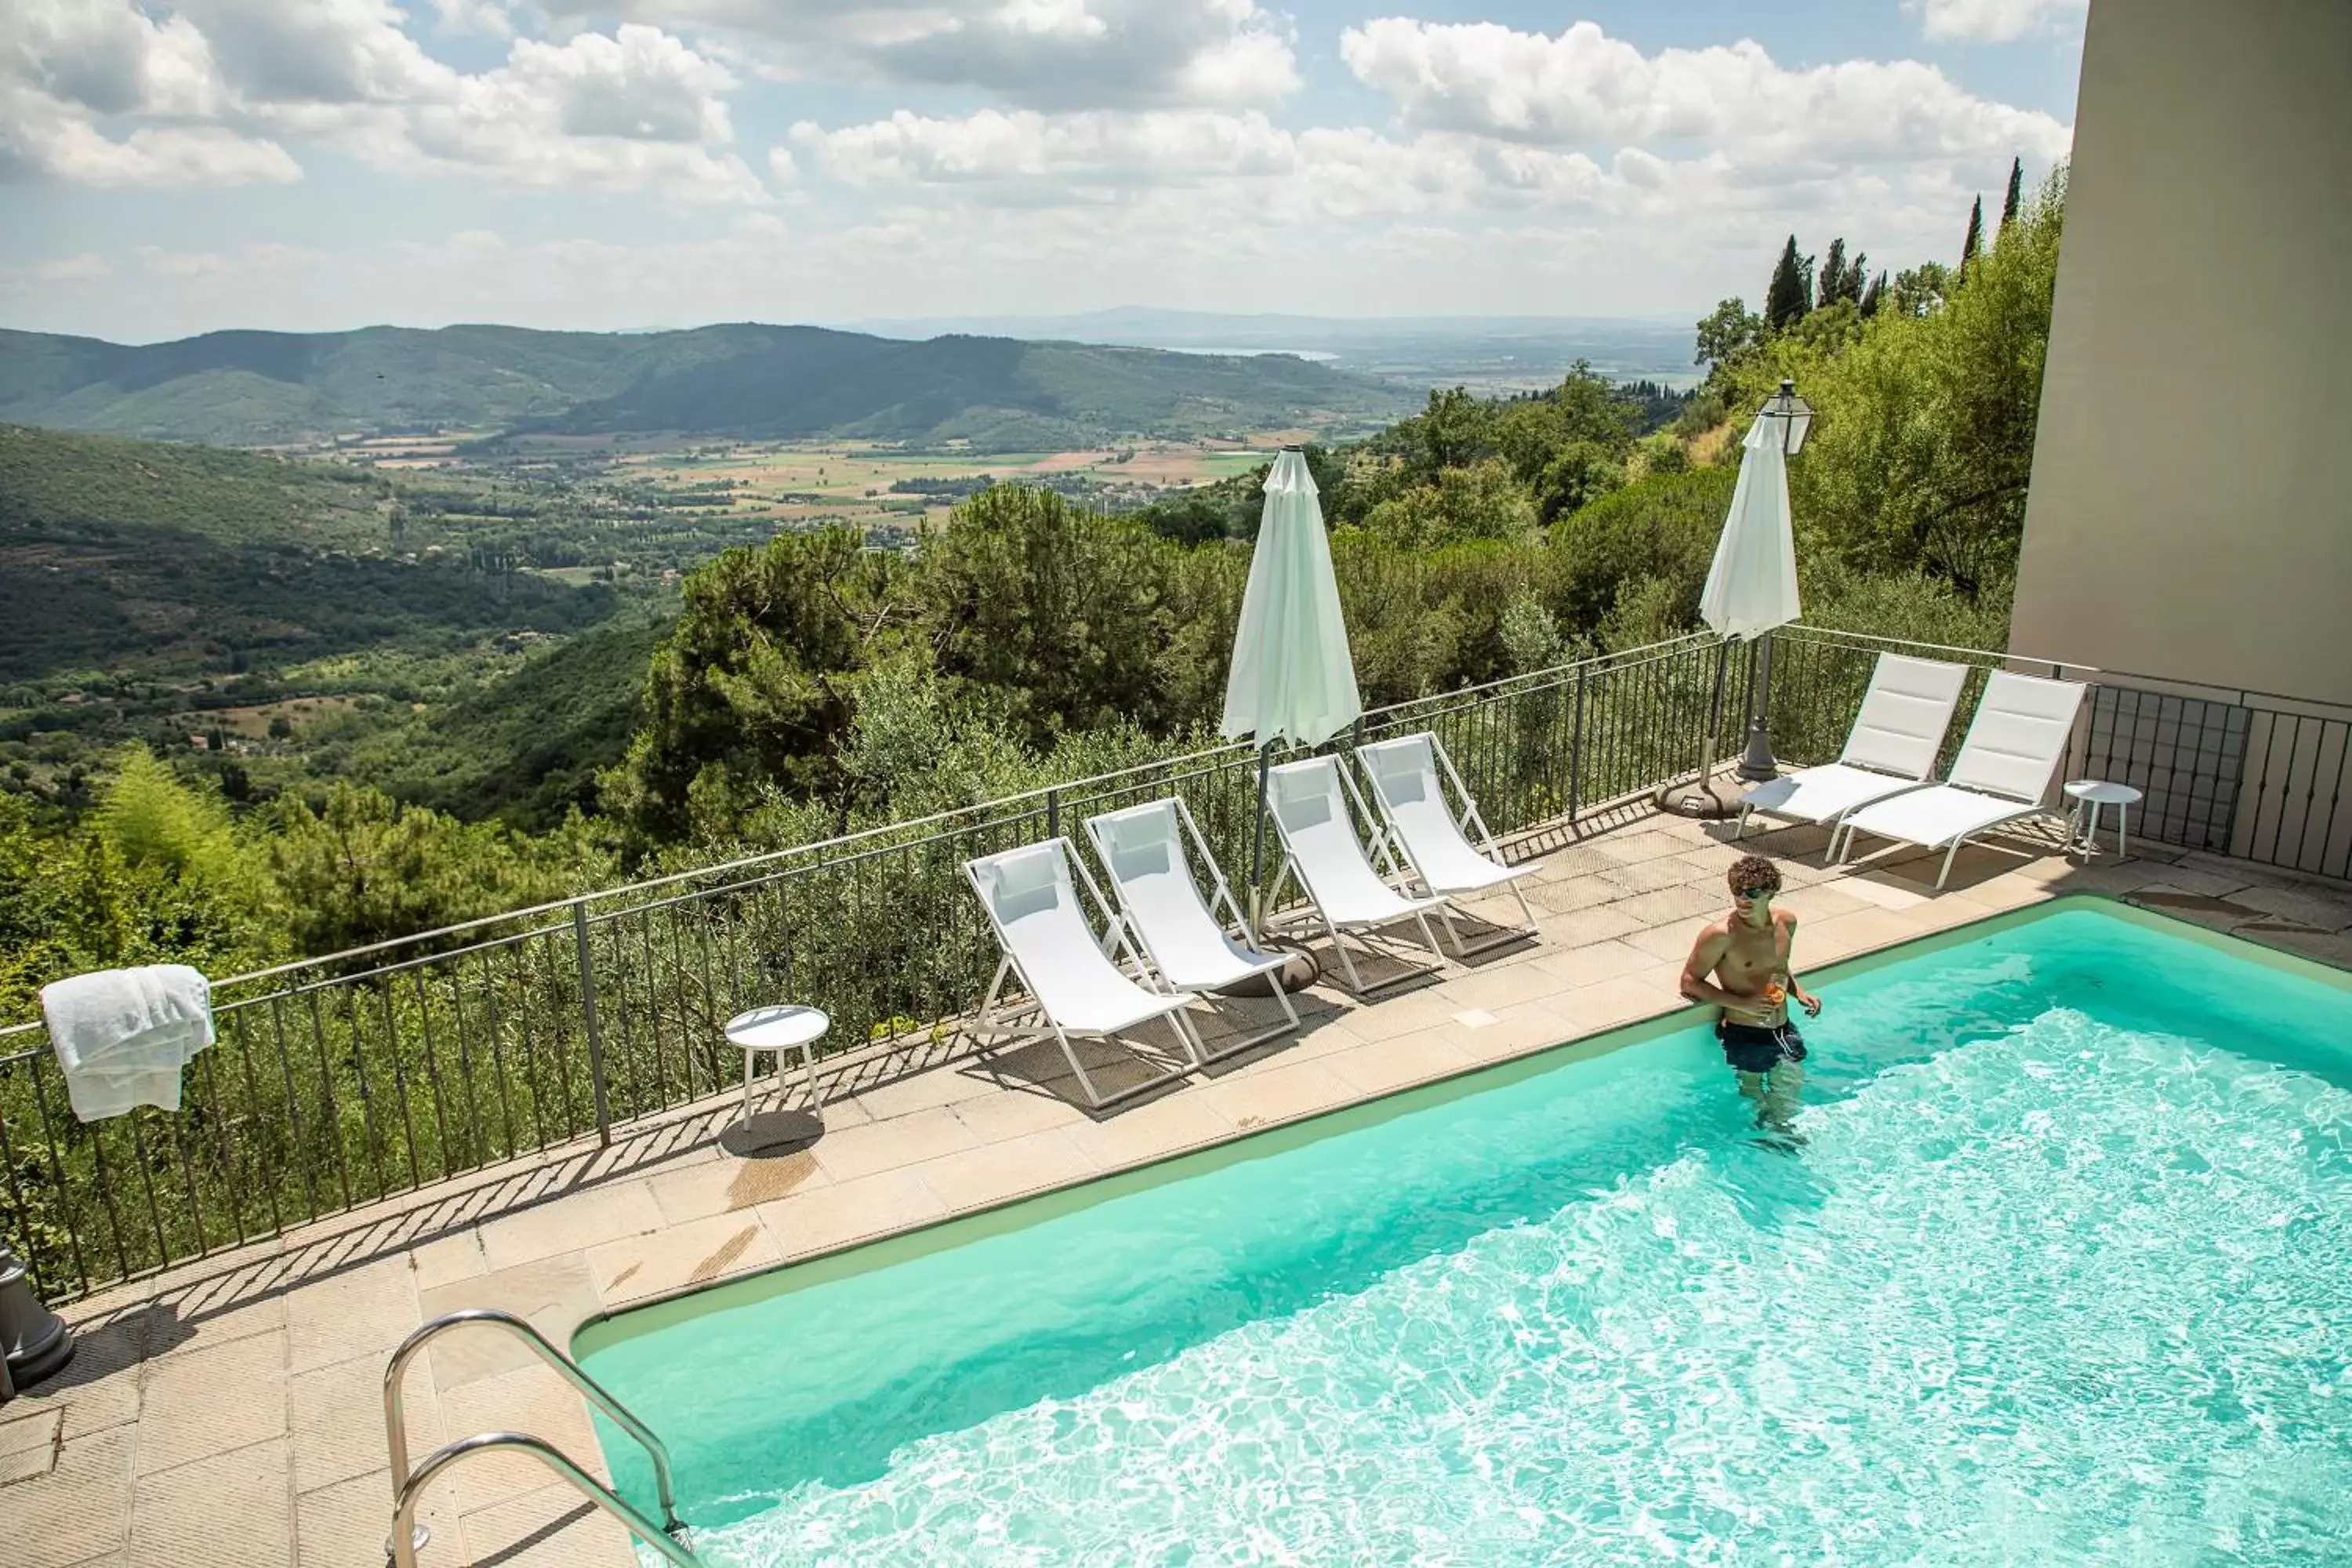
1736, 379, 1814, 783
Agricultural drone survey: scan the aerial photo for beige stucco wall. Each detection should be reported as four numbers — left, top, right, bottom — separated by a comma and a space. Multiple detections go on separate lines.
2009, 0, 2352, 705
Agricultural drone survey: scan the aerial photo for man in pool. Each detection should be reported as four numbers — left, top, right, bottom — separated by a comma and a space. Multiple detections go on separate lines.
1679, 855, 1821, 1134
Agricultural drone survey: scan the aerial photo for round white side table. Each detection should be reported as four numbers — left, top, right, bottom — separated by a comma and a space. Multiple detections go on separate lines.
723, 1004, 828, 1127
2063, 779, 2143, 861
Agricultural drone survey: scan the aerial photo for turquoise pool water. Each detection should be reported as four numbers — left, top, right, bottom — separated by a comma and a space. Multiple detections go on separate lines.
577, 902, 2352, 1565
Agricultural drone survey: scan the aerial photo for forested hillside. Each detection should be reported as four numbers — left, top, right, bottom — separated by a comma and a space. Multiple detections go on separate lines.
0, 167, 2062, 1010
0, 322, 1415, 449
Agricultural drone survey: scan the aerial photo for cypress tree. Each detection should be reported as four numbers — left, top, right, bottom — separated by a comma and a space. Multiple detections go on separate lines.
1859, 270, 1886, 318
1959, 195, 1984, 279
1846, 250, 1868, 304
1820, 238, 1847, 307
1764, 235, 1812, 329
2000, 157, 2024, 232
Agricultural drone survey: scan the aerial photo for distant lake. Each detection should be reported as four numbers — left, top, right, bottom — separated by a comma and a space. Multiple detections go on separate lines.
1157, 347, 1341, 362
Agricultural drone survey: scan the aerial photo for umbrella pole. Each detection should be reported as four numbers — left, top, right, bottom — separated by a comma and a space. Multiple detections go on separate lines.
1247, 743, 1271, 942
1658, 639, 1737, 819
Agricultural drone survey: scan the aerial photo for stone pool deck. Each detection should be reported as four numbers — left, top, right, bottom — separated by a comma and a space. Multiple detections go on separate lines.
4, 804, 2349, 1567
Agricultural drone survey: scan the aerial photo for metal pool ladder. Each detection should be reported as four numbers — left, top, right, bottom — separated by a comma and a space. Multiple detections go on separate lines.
383, 1306, 702, 1566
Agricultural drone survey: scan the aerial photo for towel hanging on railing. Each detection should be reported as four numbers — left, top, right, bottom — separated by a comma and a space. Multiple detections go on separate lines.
39, 964, 215, 1123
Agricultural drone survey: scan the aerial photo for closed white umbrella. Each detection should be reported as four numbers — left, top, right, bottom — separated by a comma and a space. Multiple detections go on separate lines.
1221, 448, 1362, 748
1665, 383, 1810, 816
1221, 447, 1363, 930
1700, 413, 1802, 641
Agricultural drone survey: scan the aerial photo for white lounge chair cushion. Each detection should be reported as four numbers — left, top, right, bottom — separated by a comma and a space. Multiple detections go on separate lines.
1838, 784, 2039, 851
1945, 670, 2088, 803
1267, 757, 1446, 927
1356, 735, 1530, 896
969, 842, 1196, 1034
1741, 762, 1928, 826
1088, 802, 1286, 992
1840, 654, 1973, 779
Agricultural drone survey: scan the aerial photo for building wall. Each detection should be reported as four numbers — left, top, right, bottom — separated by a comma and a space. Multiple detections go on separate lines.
2009, 0, 2352, 706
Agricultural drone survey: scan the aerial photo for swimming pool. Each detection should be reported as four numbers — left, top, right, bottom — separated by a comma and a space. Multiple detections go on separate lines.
575, 899, 2352, 1565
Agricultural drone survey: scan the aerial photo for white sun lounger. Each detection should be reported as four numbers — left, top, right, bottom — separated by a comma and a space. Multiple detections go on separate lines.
1835, 670, 2089, 887
1263, 754, 1452, 996
1736, 652, 1971, 855
1353, 731, 1538, 956
964, 839, 1206, 1107
1084, 798, 1301, 1061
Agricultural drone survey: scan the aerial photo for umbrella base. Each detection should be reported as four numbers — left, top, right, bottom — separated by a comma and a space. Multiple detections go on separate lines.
1655, 779, 1740, 820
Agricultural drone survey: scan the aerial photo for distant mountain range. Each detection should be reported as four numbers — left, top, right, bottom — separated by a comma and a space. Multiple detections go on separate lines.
844, 308, 1704, 393
0, 321, 1418, 450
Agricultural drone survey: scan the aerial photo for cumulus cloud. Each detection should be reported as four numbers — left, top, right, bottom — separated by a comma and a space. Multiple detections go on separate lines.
1907, 0, 2088, 45
0, 0, 296, 184
1, 0, 762, 198
1339, 19, 2072, 170
536, 0, 1299, 110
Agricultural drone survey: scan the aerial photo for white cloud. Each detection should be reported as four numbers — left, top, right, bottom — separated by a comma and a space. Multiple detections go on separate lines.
536, 0, 1298, 110
795, 108, 1298, 190
1907, 0, 2088, 45
0, 0, 296, 184
0, 1, 764, 200
1340, 19, 2071, 169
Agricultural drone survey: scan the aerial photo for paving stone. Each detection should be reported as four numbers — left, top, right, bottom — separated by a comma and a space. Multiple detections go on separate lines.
292, 1347, 440, 1496
1530, 939, 1654, 988
1605, 884, 1724, 927
294, 1466, 458, 1568
286, 1254, 417, 1374
134, 1323, 287, 1476
758, 1167, 950, 1261
408, 1229, 489, 1292
416, 1253, 600, 1393
0, 1407, 62, 1485
127, 1437, 292, 1568
479, 1181, 664, 1273
809, 1105, 983, 1184
586, 1210, 782, 1307
460, 1479, 641, 1568
912, 1127, 1102, 1214
2, 1423, 135, 1568
1194, 1058, 1356, 1132
646, 1148, 827, 1225
1322, 1029, 1479, 1096
435, 1359, 608, 1516
950, 1087, 1088, 1145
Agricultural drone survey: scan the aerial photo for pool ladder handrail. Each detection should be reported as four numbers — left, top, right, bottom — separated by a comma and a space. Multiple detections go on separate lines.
391, 1432, 701, 1568
383, 1307, 695, 1564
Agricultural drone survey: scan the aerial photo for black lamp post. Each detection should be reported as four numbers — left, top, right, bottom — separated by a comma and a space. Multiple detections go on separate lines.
1736, 379, 1814, 783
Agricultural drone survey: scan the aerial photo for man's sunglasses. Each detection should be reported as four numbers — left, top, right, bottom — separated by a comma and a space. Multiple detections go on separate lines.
1734, 884, 1780, 900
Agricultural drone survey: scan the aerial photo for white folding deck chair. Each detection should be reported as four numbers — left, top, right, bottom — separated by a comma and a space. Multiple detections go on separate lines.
1352, 731, 1538, 957
1834, 670, 2089, 887
1735, 652, 1971, 855
963, 839, 1207, 1108
1083, 799, 1301, 1061
1262, 754, 1453, 996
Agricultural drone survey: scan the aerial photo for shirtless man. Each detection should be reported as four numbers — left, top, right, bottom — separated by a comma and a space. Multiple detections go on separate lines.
1679, 855, 1821, 1134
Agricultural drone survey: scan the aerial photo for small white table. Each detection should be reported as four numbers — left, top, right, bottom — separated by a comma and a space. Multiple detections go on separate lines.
2063, 779, 2143, 861
723, 1004, 828, 1127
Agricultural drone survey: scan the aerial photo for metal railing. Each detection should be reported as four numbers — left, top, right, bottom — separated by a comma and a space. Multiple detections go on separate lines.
383, 1308, 687, 1544
3, 623, 2343, 1304
0, 632, 1737, 1302
392, 1432, 702, 1568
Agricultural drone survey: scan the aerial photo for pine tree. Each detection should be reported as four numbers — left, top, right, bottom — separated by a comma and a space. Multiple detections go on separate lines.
1820, 238, 1847, 307
1959, 195, 1984, 279
1859, 270, 1887, 318
2000, 157, 2024, 233
1764, 235, 1812, 330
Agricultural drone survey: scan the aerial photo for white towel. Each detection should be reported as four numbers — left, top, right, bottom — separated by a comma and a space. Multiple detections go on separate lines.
41, 964, 216, 1122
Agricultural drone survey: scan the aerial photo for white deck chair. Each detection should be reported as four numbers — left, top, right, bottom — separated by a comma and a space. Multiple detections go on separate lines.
1083, 799, 1301, 1060
963, 839, 1206, 1108
1353, 731, 1538, 957
1735, 652, 1971, 855
1835, 670, 2089, 887
1263, 754, 1452, 996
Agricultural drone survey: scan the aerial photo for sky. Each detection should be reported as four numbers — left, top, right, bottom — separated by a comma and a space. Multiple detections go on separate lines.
0, 0, 2087, 343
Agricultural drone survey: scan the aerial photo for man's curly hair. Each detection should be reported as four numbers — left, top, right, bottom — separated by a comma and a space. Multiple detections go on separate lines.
1728, 855, 1782, 895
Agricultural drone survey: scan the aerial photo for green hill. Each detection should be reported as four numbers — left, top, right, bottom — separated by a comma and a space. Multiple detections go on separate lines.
0, 323, 1417, 448
0, 423, 614, 685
